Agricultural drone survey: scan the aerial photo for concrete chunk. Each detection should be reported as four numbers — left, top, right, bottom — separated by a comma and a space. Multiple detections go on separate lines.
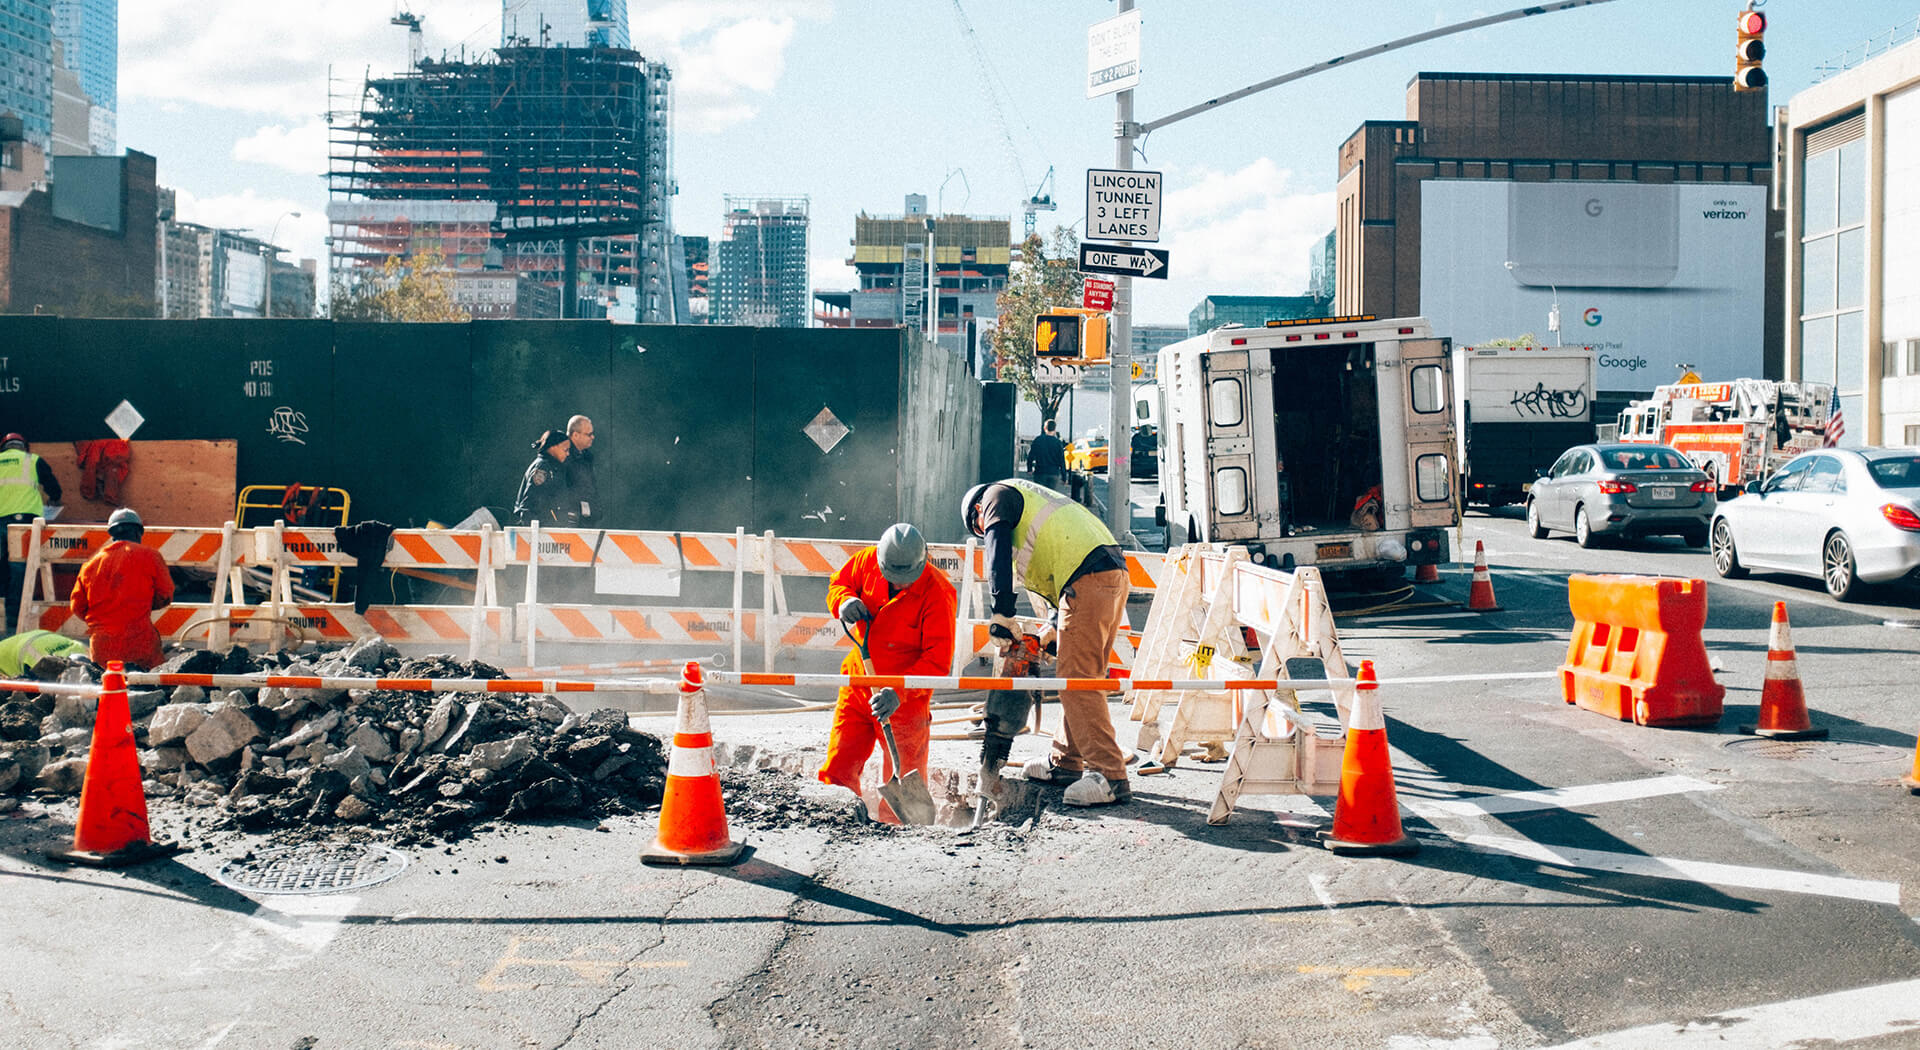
270, 709, 341, 752
344, 722, 395, 762
467, 733, 534, 773
147, 703, 211, 747
185, 705, 265, 765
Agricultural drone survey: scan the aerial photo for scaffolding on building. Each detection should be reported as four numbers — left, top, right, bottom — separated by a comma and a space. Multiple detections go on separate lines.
327, 44, 674, 320
714, 196, 810, 328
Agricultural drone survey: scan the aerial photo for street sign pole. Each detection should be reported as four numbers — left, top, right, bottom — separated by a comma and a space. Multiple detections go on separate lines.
1106, 0, 1135, 543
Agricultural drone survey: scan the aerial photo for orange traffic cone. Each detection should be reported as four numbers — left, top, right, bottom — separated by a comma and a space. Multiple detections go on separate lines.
1466, 541, 1501, 611
641, 661, 745, 867
1904, 725, 1920, 795
1414, 561, 1441, 584
1738, 602, 1827, 740
48, 661, 181, 867
1321, 661, 1419, 856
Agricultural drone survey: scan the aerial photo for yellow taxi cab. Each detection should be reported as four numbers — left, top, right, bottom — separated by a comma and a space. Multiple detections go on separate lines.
1065, 434, 1110, 473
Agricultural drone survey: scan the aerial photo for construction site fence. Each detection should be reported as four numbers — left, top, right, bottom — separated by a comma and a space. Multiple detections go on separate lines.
6, 519, 1167, 674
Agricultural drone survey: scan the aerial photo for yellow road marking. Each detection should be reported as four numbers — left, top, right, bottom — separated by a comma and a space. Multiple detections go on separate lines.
476, 934, 687, 991
1297, 965, 1416, 993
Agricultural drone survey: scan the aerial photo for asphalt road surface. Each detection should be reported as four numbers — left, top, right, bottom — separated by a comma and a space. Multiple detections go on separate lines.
4, 505, 1919, 1049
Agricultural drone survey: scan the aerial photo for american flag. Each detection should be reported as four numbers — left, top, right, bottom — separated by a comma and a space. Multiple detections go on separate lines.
1825, 402, 1846, 448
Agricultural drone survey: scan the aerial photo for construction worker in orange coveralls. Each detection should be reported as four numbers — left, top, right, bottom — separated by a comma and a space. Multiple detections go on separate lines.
68, 508, 174, 670
818, 523, 956, 820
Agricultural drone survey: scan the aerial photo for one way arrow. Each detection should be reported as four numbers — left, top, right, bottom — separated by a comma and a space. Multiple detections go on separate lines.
1078, 243, 1171, 281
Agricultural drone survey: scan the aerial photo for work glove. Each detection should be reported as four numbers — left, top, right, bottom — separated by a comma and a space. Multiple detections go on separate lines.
988, 613, 1019, 654
870, 687, 901, 723
838, 596, 871, 625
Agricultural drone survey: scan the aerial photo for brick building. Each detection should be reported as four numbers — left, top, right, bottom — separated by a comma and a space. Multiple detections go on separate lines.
1336, 73, 1780, 403
0, 147, 156, 316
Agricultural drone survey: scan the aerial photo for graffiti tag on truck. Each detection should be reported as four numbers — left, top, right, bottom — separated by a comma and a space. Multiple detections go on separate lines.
1509, 383, 1589, 419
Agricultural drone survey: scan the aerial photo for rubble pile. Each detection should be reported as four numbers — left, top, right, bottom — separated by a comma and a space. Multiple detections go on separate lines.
0, 639, 666, 844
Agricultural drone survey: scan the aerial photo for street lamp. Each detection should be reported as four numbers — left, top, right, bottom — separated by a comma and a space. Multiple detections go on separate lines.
264, 210, 301, 318
1505, 260, 1561, 347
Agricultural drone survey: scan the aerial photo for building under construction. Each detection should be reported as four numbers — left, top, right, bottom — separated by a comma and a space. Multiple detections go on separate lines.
713, 196, 809, 328
328, 44, 675, 320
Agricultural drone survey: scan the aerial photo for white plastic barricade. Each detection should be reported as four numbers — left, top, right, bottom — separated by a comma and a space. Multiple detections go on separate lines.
9, 519, 252, 647
1125, 544, 1350, 823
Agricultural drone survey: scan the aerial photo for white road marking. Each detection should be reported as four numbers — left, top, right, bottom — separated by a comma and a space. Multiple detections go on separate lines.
1534, 976, 1920, 1048
1457, 835, 1901, 905
1409, 774, 1721, 818
190, 894, 362, 974
1307, 872, 1340, 912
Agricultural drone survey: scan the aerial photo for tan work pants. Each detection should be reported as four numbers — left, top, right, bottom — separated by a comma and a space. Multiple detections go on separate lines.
1050, 567, 1130, 782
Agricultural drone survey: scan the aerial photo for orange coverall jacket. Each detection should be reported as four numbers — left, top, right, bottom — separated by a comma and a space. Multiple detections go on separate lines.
817, 547, 957, 802
69, 539, 174, 670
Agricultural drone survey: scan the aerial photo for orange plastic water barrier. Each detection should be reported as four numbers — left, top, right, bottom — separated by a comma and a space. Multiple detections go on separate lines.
1560, 574, 1724, 727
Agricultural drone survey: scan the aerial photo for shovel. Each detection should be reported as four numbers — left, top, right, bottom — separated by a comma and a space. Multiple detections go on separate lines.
844, 620, 938, 825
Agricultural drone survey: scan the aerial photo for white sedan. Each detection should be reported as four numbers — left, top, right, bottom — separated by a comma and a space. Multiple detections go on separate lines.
1710, 448, 1920, 601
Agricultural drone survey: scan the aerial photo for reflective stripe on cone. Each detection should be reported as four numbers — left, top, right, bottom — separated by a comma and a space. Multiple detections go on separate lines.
641, 661, 745, 867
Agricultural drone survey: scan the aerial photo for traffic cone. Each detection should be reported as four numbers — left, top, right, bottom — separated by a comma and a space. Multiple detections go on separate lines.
1321, 661, 1419, 856
641, 661, 745, 867
1466, 541, 1501, 611
1904, 725, 1920, 795
48, 661, 181, 867
1738, 602, 1827, 740
1414, 561, 1441, 584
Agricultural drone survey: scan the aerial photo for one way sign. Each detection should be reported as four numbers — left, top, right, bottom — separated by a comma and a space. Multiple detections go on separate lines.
1079, 242, 1171, 280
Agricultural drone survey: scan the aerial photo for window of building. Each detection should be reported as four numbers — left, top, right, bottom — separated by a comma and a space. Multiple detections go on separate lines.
1800, 128, 1868, 415
1909, 340, 1920, 375
1885, 341, 1901, 378
1906, 425, 1920, 446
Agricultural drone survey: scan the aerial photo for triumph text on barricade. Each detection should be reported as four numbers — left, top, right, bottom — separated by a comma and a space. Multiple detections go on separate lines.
1079, 242, 1171, 280
1085, 168, 1162, 242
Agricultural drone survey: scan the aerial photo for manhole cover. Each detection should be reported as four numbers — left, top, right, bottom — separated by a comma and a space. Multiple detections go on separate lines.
1722, 738, 1910, 765
217, 843, 410, 895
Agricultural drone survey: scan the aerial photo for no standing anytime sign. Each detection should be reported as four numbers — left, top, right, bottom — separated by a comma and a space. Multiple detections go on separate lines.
1085, 168, 1162, 243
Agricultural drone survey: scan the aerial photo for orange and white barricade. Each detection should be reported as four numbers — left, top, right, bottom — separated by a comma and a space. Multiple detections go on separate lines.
9, 518, 252, 648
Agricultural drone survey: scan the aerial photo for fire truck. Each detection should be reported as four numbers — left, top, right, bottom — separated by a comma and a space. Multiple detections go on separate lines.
1614, 378, 1834, 494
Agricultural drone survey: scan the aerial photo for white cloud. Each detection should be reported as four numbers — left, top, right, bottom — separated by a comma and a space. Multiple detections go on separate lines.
172, 186, 330, 268
1131, 158, 1336, 322
233, 121, 332, 175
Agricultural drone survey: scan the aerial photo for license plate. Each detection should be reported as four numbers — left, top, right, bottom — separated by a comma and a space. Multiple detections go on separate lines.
1652, 485, 1677, 500
1317, 542, 1353, 561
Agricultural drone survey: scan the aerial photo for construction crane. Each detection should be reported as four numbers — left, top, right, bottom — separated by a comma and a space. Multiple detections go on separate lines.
950, 1, 1054, 237
391, 9, 424, 69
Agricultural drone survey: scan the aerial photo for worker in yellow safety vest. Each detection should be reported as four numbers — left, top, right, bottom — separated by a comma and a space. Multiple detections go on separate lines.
0, 629, 86, 678
962, 478, 1132, 807
0, 434, 63, 634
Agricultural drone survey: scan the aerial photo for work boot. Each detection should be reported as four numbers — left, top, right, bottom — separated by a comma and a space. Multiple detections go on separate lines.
1062, 772, 1132, 807
1021, 757, 1079, 783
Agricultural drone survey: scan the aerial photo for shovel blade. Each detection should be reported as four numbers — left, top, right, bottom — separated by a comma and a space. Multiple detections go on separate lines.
880, 772, 939, 826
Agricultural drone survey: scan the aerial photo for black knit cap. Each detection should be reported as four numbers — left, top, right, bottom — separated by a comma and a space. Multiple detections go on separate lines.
532, 428, 569, 453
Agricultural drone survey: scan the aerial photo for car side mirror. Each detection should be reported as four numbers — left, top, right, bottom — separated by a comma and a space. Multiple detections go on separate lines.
1744, 480, 1763, 494
1535, 467, 1550, 479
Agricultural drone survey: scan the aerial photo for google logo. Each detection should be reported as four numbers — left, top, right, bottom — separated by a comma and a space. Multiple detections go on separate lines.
1583, 308, 1603, 327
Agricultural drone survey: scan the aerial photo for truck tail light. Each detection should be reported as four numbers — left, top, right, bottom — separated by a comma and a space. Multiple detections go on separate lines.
1881, 503, 1920, 532
1690, 480, 1714, 493
1597, 481, 1637, 494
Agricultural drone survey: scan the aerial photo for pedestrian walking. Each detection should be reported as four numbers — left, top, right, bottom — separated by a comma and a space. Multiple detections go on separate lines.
963, 478, 1133, 806
68, 508, 173, 671
564, 414, 597, 526
1026, 418, 1067, 493
817, 523, 956, 820
513, 428, 574, 527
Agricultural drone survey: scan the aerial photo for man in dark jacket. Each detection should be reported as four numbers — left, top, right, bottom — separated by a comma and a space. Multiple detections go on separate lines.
1026, 418, 1067, 493
564, 414, 597, 526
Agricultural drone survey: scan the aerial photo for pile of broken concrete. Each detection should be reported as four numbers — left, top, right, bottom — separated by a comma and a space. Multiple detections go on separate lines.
0, 638, 666, 845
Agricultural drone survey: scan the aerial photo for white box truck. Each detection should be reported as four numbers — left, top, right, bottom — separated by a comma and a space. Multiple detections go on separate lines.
1452, 344, 1599, 507
1154, 316, 1456, 579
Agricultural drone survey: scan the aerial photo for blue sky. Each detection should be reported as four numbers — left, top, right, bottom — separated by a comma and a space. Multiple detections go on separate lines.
119, 0, 1920, 324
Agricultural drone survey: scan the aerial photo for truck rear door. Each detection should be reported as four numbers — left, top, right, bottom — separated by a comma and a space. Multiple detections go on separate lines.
1201, 348, 1258, 540
1402, 338, 1455, 528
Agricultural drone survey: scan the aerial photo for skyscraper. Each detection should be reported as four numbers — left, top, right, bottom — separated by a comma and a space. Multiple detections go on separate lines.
51, 0, 112, 153
714, 197, 809, 328
0, 1, 54, 150
505, 0, 629, 49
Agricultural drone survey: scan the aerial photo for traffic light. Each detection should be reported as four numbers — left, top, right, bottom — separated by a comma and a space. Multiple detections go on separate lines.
1035, 311, 1081, 358
1034, 308, 1109, 361
1735, 8, 1766, 93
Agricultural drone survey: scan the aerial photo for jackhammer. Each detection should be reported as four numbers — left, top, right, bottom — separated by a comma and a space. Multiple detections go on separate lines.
971, 632, 1048, 827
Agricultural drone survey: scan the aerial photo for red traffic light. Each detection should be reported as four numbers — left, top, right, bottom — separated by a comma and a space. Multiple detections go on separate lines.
1737, 10, 1766, 35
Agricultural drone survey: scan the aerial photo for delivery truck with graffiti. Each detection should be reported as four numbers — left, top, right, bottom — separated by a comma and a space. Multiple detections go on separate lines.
1615, 378, 1835, 495
1451, 344, 1599, 507
1154, 315, 1455, 581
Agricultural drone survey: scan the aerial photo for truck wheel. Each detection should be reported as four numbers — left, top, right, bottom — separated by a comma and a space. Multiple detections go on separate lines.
1574, 504, 1601, 548
1526, 499, 1548, 539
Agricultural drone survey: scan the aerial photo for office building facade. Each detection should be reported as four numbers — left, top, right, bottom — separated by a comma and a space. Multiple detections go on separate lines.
714, 195, 810, 328
0, 0, 53, 150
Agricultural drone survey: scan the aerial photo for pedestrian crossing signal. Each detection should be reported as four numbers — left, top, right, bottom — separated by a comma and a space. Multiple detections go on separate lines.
1034, 309, 1109, 362
1735, 9, 1766, 93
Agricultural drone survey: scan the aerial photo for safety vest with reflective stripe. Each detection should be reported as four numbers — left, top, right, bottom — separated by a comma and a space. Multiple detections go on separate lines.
0, 629, 84, 677
1001, 478, 1116, 606
0, 450, 44, 518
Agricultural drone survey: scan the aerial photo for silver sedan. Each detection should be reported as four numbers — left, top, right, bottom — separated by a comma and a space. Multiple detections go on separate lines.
1526, 443, 1716, 548
1710, 447, 1920, 601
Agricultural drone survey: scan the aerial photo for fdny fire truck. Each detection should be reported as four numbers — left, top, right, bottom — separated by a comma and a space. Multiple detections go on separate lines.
1615, 378, 1834, 495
